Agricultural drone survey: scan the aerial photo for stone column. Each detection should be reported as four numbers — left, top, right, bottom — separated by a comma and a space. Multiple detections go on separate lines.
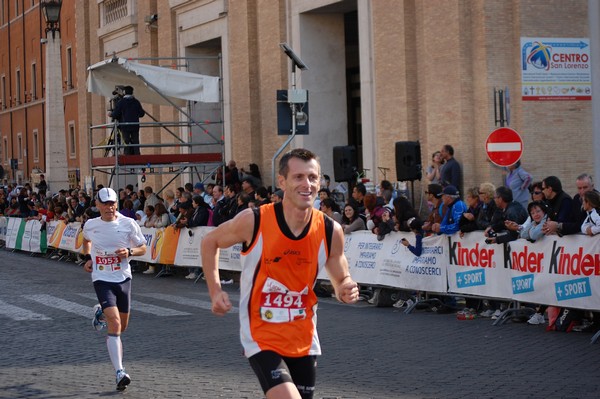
44, 33, 70, 192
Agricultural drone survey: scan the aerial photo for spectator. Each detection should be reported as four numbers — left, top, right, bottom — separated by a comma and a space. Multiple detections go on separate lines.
401, 217, 425, 256
225, 160, 241, 191
364, 193, 386, 233
107, 85, 145, 155
153, 202, 171, 228
37, 174, 48, 197
459, 187, 483, 236
556, 173, 598, 236
476, 182, 497, 231
236, 192, 252, 214
425, 151, 443, 185
431, 185, 467, 235
422, 184, 445, 235
320, 198, 342, 224
130, 192, 141, 211
255, 187, 271, 207
439, 144, 462, 191
271, 189, 284, 204
375, 207, 395, 241
484, 186, 528, 245
211, 185, 229, 226
379, 180, 396, 207
341, 203, 366, 234
187, 195, 211, 228
519, 201, 550, 242
240, 178, 257, 200
581, 190, 600, 236
239, 163, 263, 188
505, 161, 532, 209
348, 183, 366, 214
143, 205, 158, 228
540, 176, 573, 236
194, 182, 212, 206
144, 186, 161, 208
392, 195, 418, 232
138, 189, 146, 210
313, 188, 330, 209
120, 199, 137, 220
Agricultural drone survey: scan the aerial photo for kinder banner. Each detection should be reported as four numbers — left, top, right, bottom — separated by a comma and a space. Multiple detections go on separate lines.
507, 235, 600, 310
446, 232, 513, 299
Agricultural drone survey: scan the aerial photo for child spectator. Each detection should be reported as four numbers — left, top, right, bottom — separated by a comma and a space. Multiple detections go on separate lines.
376, 206, 395, 241
401, 217, 424, 256
581, 191, 600, 236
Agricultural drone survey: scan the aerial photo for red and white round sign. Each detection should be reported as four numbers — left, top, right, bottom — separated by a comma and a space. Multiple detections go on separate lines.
485, 127, 523, 167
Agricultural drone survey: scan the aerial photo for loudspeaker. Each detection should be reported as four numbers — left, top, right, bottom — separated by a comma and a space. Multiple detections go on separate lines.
395, 141, 422, 181
333, 146, 357, 182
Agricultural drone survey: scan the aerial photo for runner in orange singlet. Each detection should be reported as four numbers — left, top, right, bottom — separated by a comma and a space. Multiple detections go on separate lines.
202, 148, 359, 399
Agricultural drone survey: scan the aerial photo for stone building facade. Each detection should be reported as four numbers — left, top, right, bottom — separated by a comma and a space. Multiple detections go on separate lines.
3, 0, 599, 201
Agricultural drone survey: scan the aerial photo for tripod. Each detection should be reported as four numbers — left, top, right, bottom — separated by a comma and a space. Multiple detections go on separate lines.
99, 122, 126, 157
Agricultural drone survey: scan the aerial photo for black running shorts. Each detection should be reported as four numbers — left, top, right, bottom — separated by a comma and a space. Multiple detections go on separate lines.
248, 350, 317, 399
93, 278, 131, 313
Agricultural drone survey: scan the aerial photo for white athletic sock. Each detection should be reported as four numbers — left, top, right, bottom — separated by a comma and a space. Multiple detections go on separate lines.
106, 334, 124, 372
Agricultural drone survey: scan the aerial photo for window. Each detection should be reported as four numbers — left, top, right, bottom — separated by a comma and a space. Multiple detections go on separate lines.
32, 129, 39, 161
2, 137, 7, 163
66, 47, 73, 89
15, 69, 21, 105
68, 122, 76, 158
102, 0, 128, 26
31, 63, 37, 100
17, 133, 22, 161
1, 75, 6, 109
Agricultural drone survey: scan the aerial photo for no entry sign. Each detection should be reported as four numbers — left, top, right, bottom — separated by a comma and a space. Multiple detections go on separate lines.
485, 127, 523, 167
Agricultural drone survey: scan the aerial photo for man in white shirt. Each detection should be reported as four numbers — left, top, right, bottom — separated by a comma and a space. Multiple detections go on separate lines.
82, 187, 147, 391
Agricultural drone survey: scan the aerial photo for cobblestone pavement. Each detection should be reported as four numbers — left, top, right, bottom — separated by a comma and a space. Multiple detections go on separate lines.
1, 249, 600, 399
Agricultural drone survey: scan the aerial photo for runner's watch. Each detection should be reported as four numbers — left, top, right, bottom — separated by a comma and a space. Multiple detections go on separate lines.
127, 248, 133, 257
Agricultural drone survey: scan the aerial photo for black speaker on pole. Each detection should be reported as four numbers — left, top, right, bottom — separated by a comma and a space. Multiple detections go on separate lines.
333, 145, 357, 182
395, 141, 422, 181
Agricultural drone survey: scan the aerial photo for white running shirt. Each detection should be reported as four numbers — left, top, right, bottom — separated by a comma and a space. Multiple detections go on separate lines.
83, 212, 146, 283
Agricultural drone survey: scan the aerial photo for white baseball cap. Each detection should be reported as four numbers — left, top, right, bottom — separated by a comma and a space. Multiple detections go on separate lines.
97, 187, 117, 203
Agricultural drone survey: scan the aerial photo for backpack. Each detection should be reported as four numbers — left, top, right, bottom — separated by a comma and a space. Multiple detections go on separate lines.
547, 307, 584, 332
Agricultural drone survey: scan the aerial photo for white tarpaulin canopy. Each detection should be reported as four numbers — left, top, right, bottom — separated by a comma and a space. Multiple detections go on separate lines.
87, 57, 220, 106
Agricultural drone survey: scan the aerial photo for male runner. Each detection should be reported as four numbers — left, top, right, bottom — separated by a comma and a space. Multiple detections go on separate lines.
202, 148, 359, 399
82, 187, 147, 391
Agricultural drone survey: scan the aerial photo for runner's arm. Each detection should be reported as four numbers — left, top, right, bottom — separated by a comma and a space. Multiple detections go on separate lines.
325, 223, 359, 304
201, 208, 255, 315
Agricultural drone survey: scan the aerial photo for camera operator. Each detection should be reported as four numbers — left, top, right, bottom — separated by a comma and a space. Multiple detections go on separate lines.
107, 85, 145, 155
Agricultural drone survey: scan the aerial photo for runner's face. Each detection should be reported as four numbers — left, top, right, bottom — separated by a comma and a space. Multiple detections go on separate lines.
98, 201, 117, 221
279, 157, 320, 210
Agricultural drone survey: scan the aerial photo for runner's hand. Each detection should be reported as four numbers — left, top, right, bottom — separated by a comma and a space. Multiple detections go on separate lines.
84, 260, 93, 273
211, 291, 232, 316
338, 280, 359, 304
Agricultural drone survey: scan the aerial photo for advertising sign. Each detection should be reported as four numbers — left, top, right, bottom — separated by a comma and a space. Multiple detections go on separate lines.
521, 37, 591, 101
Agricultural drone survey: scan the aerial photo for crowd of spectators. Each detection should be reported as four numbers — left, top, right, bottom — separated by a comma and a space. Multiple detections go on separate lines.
3, 151, 600, 333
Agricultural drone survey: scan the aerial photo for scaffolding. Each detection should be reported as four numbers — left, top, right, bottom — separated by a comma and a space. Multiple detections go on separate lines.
87, 56, 224, 193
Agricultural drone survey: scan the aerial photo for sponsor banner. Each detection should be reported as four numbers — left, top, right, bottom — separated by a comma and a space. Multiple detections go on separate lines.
58, 222, 81, 252
5, 217, 25, 249
20, 220, 47, 253
0, 216, 7, 241
48, 221, 67, 248
133, 227, 158, 263
173, 227, 205, 267
507, 235, 600, 310
158, 226, 181, 265
217, 241, 243, 272
447, 232, 512, 299
521, 37, 591, 101
339, 231, 447, 292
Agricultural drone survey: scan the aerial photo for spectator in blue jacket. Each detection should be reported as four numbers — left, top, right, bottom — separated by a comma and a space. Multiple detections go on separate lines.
431, 185, 467, 235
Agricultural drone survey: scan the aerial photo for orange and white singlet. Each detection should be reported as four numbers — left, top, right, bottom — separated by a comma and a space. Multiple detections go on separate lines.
239, 202, 334, 358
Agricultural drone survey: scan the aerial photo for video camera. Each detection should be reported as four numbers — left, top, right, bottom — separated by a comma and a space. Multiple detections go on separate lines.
108, 85, 125, 113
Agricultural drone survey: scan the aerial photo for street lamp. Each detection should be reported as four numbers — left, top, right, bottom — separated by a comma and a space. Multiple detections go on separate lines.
41, 0, 62, 39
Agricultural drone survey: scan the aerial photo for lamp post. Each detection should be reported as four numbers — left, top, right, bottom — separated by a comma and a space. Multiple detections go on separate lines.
41, 0, 69, 192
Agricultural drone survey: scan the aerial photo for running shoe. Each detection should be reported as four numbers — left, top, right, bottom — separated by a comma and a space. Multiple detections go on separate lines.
92, 304, 107, 331
116, 369, 131, 391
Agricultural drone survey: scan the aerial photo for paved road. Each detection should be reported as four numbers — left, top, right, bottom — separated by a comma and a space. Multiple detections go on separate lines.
1, 249, 600, 399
